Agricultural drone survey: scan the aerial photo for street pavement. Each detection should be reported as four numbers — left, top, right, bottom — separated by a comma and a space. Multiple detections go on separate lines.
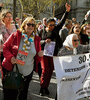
0, 70, 57, 100
0, 68, 3, 100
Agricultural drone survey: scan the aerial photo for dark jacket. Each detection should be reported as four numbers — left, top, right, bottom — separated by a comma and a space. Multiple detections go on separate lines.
39, 11, 69, 56
51, 11, 69, 56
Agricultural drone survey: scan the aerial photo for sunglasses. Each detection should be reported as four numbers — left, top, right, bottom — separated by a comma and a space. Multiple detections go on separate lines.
27, 23, 35, 27
73, 39, 79, 42
49, 24, 55, 27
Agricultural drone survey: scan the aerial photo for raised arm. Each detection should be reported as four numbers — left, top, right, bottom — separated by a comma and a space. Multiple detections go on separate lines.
56, 3, 71, 30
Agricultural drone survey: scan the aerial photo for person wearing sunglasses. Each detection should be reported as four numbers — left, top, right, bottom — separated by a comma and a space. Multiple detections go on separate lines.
2, 17, 43, 100
38, 3, 71, 96
56, 34, 90, 100
58, 34, 90, 56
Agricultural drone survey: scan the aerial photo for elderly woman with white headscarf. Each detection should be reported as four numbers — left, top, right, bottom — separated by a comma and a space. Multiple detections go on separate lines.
58, 34, 90, 56
55, 34, 90, 100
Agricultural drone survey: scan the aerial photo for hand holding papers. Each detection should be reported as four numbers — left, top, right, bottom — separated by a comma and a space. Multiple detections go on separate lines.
44, 42, 55, 57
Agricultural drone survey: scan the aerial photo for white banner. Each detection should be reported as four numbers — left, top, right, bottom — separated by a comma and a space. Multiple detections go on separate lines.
53, 53, 90, 100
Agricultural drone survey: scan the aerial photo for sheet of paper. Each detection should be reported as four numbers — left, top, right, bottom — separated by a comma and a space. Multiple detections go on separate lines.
16, 50, 28, 65
44, 42, 55, 57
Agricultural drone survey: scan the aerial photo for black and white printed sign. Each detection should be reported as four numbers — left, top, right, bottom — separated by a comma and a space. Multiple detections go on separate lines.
53, 53, 90, 100
44, 42, 55, 56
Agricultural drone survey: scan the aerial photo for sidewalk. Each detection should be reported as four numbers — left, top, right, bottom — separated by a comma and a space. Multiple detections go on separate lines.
0, 70, 57, 100
27, 71, 57, 100
0, 68, 3, 100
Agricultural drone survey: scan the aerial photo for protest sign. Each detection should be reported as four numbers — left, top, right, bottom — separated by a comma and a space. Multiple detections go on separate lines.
44, 42, 55, 56
53, 53, 90, 100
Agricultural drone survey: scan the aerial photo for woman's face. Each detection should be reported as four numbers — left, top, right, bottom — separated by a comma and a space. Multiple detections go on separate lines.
24, 20, 35, 37
3, 13, 13, 24
72, 35, 79, 48
47, 21, 55, 31
73, 24, 81, 35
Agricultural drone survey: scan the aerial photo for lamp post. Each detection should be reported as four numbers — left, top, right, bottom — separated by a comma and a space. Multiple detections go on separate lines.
13, 0, 23, 21
13, 0, 16, 21
18, 0, 23, 20
52, 0, 55, 17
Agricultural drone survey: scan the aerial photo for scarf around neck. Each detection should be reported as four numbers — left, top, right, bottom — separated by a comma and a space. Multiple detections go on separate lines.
22, 32, 35, 53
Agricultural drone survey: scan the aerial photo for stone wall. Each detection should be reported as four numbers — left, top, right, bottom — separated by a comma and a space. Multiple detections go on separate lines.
55, 0, 90, 22
71, 0, 90, 22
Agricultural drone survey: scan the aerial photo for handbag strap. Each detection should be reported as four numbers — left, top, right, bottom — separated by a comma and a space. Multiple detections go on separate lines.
14, 64, 20, 73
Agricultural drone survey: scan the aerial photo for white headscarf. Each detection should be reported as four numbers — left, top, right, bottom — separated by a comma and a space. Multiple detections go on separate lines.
87, 10, 90, 16
63, 34, 78, 55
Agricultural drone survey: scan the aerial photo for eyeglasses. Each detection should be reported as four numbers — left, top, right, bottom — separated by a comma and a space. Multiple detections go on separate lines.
49, 24, 55, 27
5, 16, 12, 18
73, 39, 79, 42
27, 23, 35, 27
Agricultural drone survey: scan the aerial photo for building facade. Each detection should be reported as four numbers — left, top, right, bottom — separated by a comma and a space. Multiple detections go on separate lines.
0, 0, 22, 19
55, 0, 90, 22
71, 0, 90, 22
1, 0, 90, 21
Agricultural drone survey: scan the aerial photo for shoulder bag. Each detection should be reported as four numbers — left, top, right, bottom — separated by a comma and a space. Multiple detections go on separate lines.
3, 64, 24, 90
